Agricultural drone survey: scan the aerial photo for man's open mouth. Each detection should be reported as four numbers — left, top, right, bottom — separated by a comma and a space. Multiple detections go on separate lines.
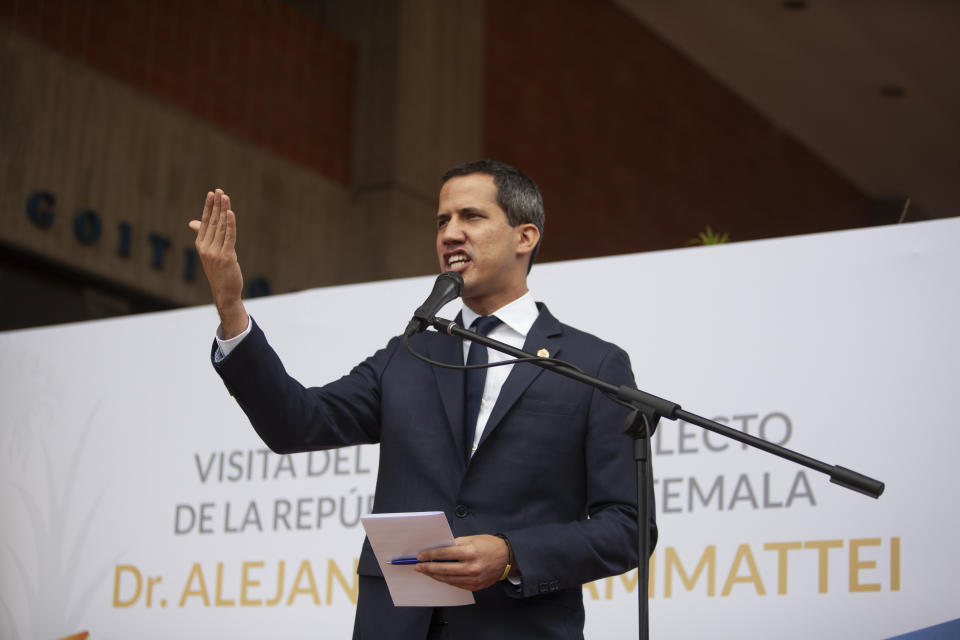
446, 253, 471, 269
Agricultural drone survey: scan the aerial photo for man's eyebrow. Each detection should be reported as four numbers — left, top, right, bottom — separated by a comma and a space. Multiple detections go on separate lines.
437, 206, 482, 218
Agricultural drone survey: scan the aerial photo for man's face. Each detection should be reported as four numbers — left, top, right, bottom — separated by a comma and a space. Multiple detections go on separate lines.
436, 173, 529, 313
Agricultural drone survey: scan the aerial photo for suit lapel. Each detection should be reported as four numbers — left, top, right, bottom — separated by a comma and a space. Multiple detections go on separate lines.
476, 304, 563, 450
426, 322, 467, 460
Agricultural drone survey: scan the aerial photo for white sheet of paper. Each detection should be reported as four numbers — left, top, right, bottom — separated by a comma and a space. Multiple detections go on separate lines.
360, 511, 475, 607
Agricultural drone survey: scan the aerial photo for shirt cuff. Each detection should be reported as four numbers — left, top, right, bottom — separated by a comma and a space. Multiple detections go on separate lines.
214, 316, 253, 362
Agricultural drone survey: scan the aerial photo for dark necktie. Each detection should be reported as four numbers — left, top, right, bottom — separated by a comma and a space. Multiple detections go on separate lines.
464, 315, 501, 460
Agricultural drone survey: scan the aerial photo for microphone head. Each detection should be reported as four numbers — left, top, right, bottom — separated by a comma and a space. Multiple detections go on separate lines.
440, 270, 464, 294
405, 271, 465, 337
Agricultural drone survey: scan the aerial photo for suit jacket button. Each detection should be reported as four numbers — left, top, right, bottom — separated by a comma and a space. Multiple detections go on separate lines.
455, 504, 469, 518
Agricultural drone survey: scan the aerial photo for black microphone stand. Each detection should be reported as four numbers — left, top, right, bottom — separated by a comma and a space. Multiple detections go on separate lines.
428, 316, 885, 640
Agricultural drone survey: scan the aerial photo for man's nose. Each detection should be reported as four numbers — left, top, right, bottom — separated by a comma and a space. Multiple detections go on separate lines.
440, 219, 465, 243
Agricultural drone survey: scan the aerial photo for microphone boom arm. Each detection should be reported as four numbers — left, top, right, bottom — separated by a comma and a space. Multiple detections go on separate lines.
432, 315, 885, 497
429, 314, 884, 640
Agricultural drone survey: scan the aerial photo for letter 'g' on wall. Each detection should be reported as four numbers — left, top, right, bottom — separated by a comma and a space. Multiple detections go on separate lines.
26, 190, 56, 228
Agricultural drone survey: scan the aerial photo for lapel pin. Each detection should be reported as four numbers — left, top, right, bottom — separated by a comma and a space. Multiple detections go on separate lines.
537, 348, 550, 358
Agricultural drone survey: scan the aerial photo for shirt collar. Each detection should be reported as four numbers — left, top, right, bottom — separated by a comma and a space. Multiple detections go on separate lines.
461, 291, 538, 338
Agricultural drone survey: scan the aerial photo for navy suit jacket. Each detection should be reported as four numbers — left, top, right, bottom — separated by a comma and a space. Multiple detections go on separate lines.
213, 304, 656, 639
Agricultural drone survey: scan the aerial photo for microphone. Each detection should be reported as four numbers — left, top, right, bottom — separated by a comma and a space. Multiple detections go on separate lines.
404, 271, 464, 337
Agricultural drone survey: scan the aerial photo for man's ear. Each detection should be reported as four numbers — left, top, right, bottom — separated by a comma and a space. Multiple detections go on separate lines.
515, 223, 540, 258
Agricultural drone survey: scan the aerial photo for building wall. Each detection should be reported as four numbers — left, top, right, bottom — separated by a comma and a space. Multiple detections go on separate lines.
2, 0, 873, 328
1, 0, 484, 319
1, 27, 351, 307
1, 0, 356, 183
483, 0, 871, 261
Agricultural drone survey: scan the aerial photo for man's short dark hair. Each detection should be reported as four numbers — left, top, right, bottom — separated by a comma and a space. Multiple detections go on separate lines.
441, 159, 545, 272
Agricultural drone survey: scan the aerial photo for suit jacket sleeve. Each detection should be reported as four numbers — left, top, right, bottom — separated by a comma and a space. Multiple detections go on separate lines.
212, 317, 393, 453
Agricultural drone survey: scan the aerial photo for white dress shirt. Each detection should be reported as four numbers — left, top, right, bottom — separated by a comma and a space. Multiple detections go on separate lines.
459, 291, 538, 457
215, 319, 252, 361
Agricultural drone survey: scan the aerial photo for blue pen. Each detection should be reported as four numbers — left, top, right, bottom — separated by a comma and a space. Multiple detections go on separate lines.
389, 557, 459, 565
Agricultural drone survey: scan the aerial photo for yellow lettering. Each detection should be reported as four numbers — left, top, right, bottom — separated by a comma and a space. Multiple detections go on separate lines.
763, 542, 802, 595
266, 561, 285, 606
179, 563, 211, 607
583, 579, 600, 600
586, 536, 897, 601
648, 551, 655, 599
113, 565, 142, 607
619, 569, 639, 598
241, 561, 264, 606
721, 544, 765, 596
665, 545, 716, 597
215, 562, 236, 606
326, 559, 358, 605
890, 537, 900, 591
146, 575, 162, 607
803, 540, 843, 594
286, 560, 321, 605
849, 538, 882, 592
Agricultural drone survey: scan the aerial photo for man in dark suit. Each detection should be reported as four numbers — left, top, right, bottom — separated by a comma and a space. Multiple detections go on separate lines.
190, 160, 655, 638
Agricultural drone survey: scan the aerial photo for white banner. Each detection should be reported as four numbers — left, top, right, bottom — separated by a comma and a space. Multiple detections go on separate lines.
2, 218, 958, 639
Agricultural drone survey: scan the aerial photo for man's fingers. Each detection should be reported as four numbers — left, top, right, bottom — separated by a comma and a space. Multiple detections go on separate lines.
197, 191, 214, 242
417, 542, 476, 575
418, 545, 467, 563
415, 560, 490, 592
188, 220, 201, 232
208, 189, 223, 241
418, 563, 467, 578
213, 194, 231, 247
223, 210, 237, 250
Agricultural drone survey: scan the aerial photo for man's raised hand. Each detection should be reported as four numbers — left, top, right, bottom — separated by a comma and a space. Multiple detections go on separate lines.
188, 189, 249, 338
